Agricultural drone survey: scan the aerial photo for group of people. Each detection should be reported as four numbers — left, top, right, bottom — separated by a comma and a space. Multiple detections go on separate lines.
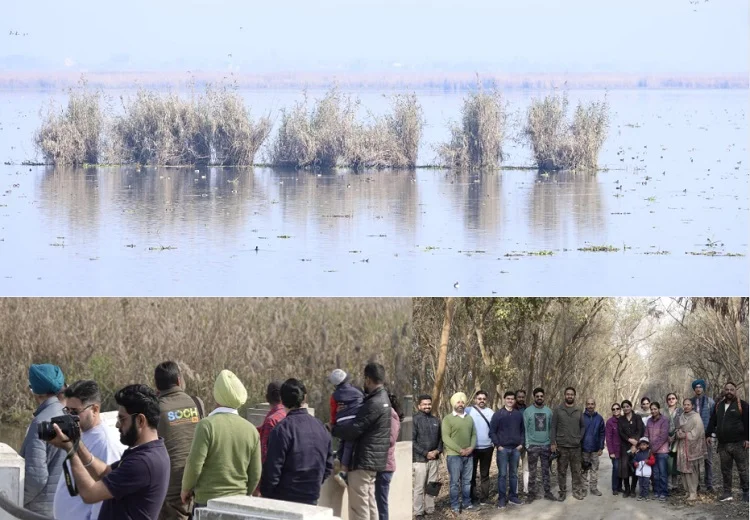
19, 360, 401, 520
413, 379, 748, 517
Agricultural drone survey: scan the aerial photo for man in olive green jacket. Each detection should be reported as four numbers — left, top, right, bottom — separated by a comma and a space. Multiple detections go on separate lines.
155, 362, 205, 520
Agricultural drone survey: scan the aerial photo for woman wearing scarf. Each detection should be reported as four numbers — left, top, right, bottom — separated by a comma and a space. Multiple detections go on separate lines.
181, 370, 262, 509
665, 393, 682, 492
617, 400, 644, 498
675, 398, 707, 502
605, 402, 623, 495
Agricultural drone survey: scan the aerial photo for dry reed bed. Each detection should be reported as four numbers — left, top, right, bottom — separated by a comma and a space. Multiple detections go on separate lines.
0, 298, 411, 424
34, 86, 609, 171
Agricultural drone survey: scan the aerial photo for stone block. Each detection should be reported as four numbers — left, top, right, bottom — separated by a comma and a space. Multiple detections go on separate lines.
198, 495, 337, 520
0, 443, 24, 520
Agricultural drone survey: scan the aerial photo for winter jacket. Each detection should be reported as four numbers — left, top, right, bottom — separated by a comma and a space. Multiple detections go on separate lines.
706, 398, 749, 445
489, 407, 525, 449
332, 383, 365, 422
605, 416, 621, 458
690, 395, 715, 430
582, 410, 605, 453
384, 408, 400, 472
645, 414, 670, 454
413, 411, 442, 463
550, 404, 585, 448
332, 385, 391, 472
260, 408, 333, 505
633, 449, 655, 478
21, 397, 66, 515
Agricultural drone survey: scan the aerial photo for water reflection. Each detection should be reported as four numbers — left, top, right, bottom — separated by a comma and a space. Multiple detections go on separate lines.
528, 171, 605, 245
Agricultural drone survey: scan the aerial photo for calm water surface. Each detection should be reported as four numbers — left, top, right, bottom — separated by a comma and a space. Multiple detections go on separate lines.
0, 89, 746, 295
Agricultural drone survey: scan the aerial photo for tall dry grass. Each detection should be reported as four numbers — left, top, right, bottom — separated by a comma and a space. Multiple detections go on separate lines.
34, 88, 104, 166
270, 90, 424, 170
0, 298, 411, 424
347, 93, 425, 170
437, 89, 506, 170
110, 87, 271, 166
524, 92, 609, 171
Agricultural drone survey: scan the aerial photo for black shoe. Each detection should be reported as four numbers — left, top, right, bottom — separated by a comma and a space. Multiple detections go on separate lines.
544, 491, 556, 501
719, 492, 734, 502
613, 490, 619, 496
526, 493, 536, 504
557, 493, 566, 502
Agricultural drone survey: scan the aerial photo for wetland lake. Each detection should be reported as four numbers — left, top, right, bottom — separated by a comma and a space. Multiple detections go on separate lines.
0, 89, 746, 295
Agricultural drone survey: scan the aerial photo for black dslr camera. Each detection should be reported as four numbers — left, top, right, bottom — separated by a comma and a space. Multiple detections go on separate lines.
38, 414, 81, 442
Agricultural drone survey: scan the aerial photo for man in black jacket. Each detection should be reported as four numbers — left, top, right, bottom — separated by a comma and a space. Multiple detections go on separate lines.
706, 381, 749, 503
413, 394, 442, 519
332, 362, 391, 520
260, 378, 333, 505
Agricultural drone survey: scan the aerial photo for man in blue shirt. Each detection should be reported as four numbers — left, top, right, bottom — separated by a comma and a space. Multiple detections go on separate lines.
489, 392, 525, 508
260, 378, 334, 505
581, 398, 605, 497
466, 390, 494, 505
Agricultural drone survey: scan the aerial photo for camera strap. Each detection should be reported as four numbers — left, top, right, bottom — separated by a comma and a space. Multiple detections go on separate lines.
62, 437, 81, 497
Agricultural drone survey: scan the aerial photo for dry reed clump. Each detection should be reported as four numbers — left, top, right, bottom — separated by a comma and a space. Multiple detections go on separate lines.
524, 92, 609, 171
0, 298, 411, 423
110, 87, 270, 166
437, 89, 506, 170
34, 89, 103, 166
269, 89, 358, 169
347, 93, 425, 170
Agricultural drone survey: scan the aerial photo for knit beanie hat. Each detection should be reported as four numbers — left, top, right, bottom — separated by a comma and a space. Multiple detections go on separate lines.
213, 370, 247, 409
450, 392, 468, 408
28, 364, 65, 395
328, 369, 347, 386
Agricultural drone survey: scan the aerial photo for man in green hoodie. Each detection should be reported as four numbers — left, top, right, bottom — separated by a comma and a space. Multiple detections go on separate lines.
442, 392, 477, 515
523, 387, 555, 502
550, 387, 585, 501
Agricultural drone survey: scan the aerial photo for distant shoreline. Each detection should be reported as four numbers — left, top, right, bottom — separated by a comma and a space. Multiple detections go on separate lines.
0, 70, 747, 90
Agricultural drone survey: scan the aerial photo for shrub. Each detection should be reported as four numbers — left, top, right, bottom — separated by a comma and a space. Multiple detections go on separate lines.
34, 89, 103, 166
269, 88, 358, 169
524, 92, 609, 171
437, 89, 506, 170
110, 87, 270, 166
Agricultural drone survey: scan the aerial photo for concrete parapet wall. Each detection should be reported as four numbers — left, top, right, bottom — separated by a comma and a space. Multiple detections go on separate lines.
196, 496, 339, 520
0, 443, 25, 520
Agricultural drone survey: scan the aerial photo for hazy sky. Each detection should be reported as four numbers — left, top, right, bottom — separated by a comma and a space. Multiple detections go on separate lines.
4, 0, 748, 74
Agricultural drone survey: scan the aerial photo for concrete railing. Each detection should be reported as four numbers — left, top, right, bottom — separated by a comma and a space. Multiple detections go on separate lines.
196, 496, 339, 520
0, 444, 25, 520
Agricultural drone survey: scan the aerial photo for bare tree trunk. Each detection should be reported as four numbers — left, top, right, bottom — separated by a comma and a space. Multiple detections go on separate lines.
431, 297, 455, 412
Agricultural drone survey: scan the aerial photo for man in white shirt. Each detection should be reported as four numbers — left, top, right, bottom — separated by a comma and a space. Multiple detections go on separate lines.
466, 390, 494, 505
53, 380, 125, 520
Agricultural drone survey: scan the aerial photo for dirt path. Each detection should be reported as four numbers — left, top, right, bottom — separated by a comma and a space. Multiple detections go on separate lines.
427, 449, 748, 520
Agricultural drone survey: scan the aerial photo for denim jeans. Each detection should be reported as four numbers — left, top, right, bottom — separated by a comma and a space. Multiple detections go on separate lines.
638, 476, 650, 498
446, 455, 472, 511
375, 471, 393, 520
653, 453, 669, 497
496, 447, 521, 501
611, 457, 623, 492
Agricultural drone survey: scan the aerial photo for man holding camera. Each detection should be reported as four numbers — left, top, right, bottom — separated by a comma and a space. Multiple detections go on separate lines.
21, 363, 67, 515
44, 384, 170, 520
53, 380, 125, 520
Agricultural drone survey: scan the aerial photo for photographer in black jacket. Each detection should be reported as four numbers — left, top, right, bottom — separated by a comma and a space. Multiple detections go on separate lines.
332, 362, 391, 520
706, 381, 749, 503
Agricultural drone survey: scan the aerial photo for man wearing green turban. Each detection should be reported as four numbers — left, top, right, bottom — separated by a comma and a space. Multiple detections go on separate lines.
181, 370, 261, 508
21, 364, 67, 515
442, 392, 477, 514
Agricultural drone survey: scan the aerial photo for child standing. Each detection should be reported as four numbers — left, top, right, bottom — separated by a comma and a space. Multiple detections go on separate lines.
328, 368, 365, 487
633, 437, 656, 501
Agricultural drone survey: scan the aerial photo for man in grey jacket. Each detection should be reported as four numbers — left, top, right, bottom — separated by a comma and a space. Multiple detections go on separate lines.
550, 387, 586, 502
21, 363, 67, 515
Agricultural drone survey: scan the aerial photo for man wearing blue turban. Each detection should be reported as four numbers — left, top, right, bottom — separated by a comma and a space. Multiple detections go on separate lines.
21, 363, 67, 515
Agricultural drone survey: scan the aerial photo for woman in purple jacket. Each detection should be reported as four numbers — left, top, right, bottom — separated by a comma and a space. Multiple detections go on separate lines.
375, 394, 402, 520
605, 402, 623, 496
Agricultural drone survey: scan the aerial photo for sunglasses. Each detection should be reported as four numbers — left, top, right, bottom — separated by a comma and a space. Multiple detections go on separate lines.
667, 397, 677, 400
611, 407, 621, 411
63, 404, 94, 416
